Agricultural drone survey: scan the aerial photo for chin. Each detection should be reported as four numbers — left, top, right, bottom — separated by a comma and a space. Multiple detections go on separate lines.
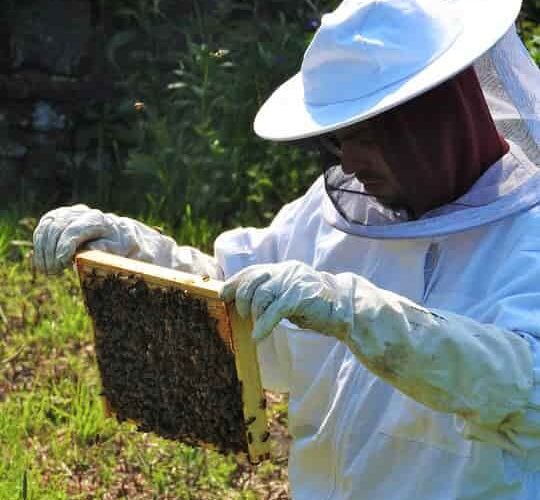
376, 196, 410, 212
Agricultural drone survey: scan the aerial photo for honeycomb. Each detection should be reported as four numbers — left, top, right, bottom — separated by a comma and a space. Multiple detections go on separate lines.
76, 250, 269, 462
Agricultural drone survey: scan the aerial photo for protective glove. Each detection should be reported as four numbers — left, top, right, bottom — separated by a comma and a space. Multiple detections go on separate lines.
33, 204, 223, 279
220, 261, 350, 341
221, 260, 534, 447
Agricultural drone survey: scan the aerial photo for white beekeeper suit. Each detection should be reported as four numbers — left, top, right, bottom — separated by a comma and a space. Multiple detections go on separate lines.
217, 161, 540, 499
33, 0, 540, 498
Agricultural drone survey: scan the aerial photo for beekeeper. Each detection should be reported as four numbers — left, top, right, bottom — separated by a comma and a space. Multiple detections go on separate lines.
33, 0, 540, 498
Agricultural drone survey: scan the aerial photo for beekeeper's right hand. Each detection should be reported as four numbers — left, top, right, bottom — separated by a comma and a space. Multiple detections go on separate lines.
33, 204, 223, 279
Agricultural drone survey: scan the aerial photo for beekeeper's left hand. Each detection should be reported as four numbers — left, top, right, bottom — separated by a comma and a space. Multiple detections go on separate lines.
220, 260, 350, 342
221, 260, 534, 450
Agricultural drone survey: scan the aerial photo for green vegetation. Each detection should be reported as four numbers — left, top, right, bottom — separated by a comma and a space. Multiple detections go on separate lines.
16, 0, 336, 231
521, 1, 540, 62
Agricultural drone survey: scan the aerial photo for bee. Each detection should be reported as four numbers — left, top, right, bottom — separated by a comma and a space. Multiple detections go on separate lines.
84, 271, 255, 455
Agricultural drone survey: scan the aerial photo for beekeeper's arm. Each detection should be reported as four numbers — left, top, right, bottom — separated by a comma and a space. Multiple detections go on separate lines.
32, 205, 223, 279
221, 259, 540, 459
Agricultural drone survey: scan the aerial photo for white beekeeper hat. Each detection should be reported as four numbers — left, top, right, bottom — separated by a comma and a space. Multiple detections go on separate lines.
254, 0, 523, 142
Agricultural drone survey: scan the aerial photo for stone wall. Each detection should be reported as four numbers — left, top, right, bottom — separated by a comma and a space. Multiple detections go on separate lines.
1, 0, 112, 207
0, 0, 199, 209
0, 0, 293, 212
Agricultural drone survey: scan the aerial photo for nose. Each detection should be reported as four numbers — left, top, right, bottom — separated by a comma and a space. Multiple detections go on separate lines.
340, 140, 381, 176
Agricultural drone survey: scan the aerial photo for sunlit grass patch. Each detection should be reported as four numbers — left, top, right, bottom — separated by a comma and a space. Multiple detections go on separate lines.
0, 252, 289, 499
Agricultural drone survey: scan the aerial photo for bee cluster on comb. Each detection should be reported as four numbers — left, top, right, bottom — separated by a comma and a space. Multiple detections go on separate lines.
76, 250, 270, 463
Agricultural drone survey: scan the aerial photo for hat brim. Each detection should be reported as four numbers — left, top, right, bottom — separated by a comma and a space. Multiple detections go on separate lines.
254, 0, 522, 141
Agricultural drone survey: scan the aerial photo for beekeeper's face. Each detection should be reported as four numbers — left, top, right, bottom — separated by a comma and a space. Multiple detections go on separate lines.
334, 122, 408, 210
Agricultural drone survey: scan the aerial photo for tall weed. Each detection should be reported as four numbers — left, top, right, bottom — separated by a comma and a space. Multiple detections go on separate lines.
49, 381, 113, 447
0, 220, 13, 260
0, 214, 35, 262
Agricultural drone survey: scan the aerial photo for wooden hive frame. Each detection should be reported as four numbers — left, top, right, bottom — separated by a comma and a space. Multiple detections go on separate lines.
75, 249, 270, 463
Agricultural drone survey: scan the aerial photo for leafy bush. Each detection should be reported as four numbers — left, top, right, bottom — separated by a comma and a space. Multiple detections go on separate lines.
79, 0, 339, 232
520, 0, 540, 63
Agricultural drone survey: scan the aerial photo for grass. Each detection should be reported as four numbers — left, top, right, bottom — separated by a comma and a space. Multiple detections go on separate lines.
0, 218, 289, 499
